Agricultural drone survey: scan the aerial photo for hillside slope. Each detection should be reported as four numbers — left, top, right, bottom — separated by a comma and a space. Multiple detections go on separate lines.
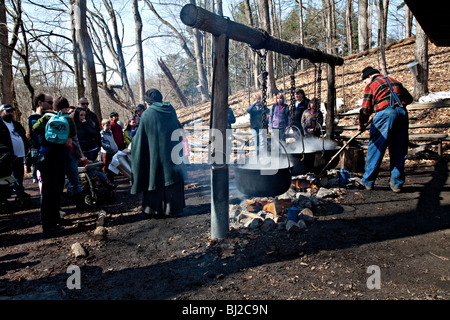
177, 36, 450, 134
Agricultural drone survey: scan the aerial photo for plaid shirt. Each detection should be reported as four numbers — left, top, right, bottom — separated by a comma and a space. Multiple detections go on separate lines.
359, 75, 413, 124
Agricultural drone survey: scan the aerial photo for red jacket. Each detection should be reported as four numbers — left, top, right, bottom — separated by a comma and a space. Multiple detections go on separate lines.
110, 121, 125, 150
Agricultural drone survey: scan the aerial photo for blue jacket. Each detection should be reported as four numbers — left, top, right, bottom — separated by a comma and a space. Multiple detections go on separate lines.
247, 101, 269, 129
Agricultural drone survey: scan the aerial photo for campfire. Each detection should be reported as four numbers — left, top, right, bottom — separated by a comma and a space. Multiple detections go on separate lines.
230, 169, 363, 234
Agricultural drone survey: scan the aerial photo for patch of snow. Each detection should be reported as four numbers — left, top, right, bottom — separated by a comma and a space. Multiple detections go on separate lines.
418, 91, 450, 103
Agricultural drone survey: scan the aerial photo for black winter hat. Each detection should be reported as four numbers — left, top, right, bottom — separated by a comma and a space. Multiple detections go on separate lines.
144, 89, 162, 103
362, 67, 380, 81
144, 89, 163, 103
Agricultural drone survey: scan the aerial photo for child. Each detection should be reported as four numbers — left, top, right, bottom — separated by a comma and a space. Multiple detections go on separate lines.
109, 112, 125, 150
100, 119, 118, 183
123, 115, 139, 149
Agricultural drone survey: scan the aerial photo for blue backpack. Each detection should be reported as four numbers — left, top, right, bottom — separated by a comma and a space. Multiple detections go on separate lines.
44, 111, 70, 144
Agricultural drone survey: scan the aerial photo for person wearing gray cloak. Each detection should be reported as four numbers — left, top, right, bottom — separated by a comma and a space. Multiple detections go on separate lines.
130, 89, 186, 218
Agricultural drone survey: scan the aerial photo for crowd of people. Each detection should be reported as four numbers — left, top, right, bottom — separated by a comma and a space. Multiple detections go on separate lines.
247, 87, 324, 147
1, 66, 413, 238
1, 90, 168, 238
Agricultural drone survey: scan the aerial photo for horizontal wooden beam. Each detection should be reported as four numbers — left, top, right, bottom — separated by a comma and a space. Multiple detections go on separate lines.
180, 4, 344, 67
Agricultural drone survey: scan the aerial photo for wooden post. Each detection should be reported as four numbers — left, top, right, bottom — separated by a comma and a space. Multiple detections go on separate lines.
326, 64, 336, 140
210, 33, 229, 240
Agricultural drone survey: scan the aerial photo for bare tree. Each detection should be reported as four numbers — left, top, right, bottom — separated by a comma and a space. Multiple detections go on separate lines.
257, 0, 277, 97
405, 5, 413, 38
189, 0, 210, 102
132, 0, 145, 104
71, 0, 101, 121
358, 0, 369, 52
377, 0, 387, 74
345, 0, 353, 54
70, 0, 84, 98
0, 0, 16, 107
243, 0, 259, 89
413, 22, 428, 100
297, 0, 305, 69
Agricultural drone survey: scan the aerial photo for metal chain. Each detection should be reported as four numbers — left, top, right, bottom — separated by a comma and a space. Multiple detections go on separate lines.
252, 47, 268, 129
317, 63, 322, 104
289, 59, 297, 124
260, 50, 268, 129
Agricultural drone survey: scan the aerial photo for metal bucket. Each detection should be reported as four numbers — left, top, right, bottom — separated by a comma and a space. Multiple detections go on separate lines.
116, 154, 132, 179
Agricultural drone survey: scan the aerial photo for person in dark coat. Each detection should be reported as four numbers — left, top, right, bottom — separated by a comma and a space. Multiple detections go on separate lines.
290, 88, 310, 136
71, 107, 99, 162
246, 93, 269, 153
131, 88, 186, 218
0, 104, 30, 188
77, 97, 101, 161
32, 96, 77, 237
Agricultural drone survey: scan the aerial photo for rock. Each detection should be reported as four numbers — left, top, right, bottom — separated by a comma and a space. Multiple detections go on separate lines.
247, 217, 264, 230
229, 204, 241, 222
286, 219, 307, 233
310, 196, 320, 206
71, 242, 87, 258
277, 221, 286, 231
260, 218, 276, 232
93, 226, 107, 240
316, 187, 336, 199
286, 220, 301, 233
301, 208, 316, 222
319, 177, 329, 187
296, 219, 307, 229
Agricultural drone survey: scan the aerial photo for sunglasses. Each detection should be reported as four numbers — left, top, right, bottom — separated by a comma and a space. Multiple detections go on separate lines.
80, 102, 89, 106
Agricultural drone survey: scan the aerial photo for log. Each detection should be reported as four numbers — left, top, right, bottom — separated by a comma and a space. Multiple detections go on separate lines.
180, 4, 344, 67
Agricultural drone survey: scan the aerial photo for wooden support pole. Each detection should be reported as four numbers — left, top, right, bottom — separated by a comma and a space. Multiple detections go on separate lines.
210, 33, 229, 240
180, 4, 344, 67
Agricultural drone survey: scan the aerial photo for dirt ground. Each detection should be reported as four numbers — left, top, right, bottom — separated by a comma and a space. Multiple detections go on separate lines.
0, 155, 449, 306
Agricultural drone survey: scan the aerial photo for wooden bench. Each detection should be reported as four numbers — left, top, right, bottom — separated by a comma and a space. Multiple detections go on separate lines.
335, 100, 450, 158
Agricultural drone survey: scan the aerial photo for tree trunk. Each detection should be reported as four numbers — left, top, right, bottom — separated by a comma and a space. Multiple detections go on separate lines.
157, 58, 189, 108
258, 0, 277, 97
72, 0, 102, 122
243, 0, 258, 90
132, 0, 145, 103
345, 0, 353, 54
0, 1, 15, 106
322, 0, 333, 54
102, 0, 135, 108
414, 23, 429, 100
405, 6, 413, 38
298, 0, 305, 69
378, 0, 387, 75
190, 0, 210, 102
70, 1, 85, 99
358, 0, 369, 52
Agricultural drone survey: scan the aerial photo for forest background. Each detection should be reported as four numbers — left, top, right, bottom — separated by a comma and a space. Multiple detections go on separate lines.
0, 0, 427, 127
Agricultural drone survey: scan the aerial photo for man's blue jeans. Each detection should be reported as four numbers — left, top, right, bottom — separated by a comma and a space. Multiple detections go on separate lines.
66, 152, 82, 196
362, 105, 409, 189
